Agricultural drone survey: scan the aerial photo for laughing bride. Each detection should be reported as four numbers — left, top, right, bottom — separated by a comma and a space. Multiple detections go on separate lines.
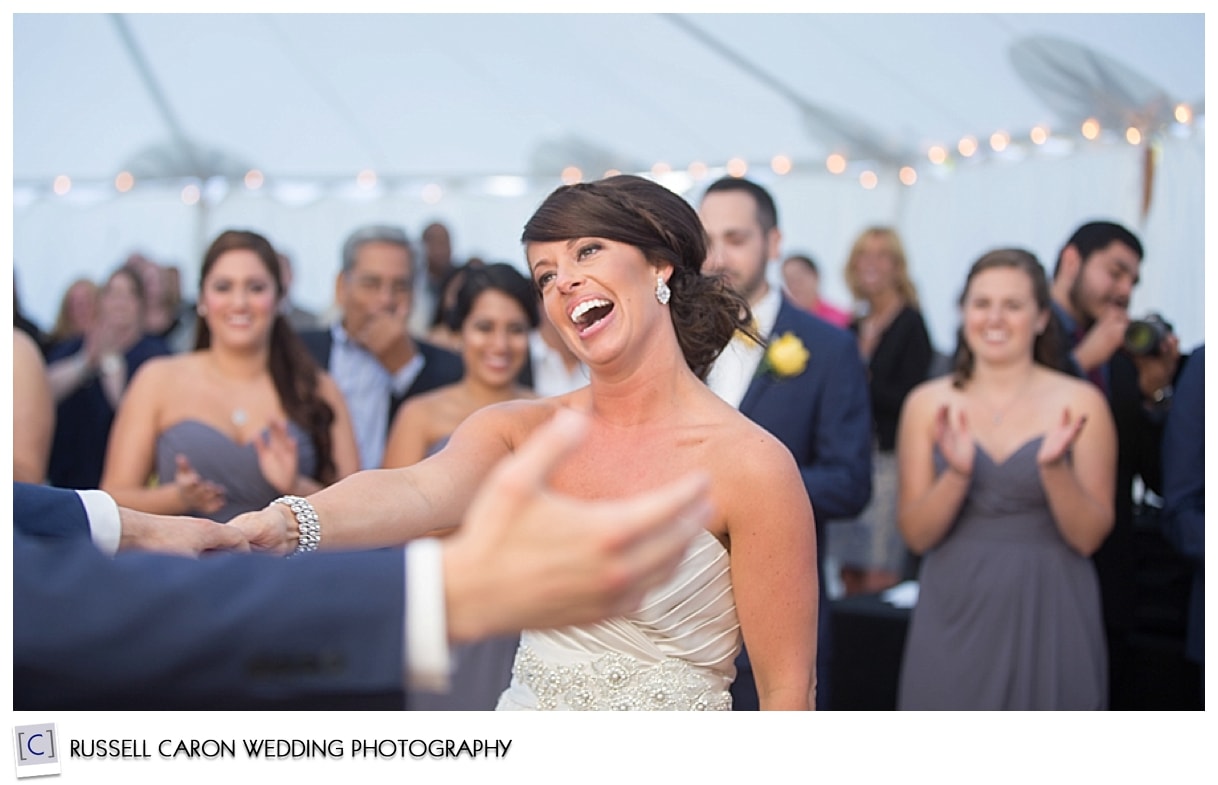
234, 176, 818, 711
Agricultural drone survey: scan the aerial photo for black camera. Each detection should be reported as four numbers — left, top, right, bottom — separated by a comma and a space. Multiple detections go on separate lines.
1123, 313, 1173, 356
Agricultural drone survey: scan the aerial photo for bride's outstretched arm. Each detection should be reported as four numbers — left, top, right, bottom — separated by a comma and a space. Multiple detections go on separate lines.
232, 402, 544, 554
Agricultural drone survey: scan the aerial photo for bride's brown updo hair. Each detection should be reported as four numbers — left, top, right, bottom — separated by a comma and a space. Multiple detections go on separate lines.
521, 174, 758, 380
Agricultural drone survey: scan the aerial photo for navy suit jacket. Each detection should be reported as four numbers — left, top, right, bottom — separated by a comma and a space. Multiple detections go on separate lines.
739, 298, 873, 537
730, 298, 873, 707
1160, 345, 1204, 664
297, 327, 464, 428
13, 483, 407, 710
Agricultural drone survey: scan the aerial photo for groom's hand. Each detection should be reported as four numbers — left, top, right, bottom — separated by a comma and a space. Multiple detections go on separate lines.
441, 408, 713, 643
118, 507, 249, 557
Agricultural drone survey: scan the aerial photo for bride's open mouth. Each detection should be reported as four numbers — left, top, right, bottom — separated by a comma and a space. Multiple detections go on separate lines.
570, 298, 615, 338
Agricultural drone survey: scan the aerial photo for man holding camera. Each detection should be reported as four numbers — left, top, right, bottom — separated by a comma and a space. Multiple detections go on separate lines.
1049, 220, 1195, 709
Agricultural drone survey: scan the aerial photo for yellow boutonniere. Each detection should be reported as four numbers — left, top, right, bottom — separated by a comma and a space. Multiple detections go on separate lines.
761, 332, 810, 379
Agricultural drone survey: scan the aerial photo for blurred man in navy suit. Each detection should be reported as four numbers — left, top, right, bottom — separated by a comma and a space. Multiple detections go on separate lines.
699, 177, 872, 710
13, 410, 711, 709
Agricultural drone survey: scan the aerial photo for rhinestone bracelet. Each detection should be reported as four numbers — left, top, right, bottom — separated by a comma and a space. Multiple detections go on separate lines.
271, 495, 320, 557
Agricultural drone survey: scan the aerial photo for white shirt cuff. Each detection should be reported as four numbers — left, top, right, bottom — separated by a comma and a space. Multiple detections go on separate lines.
403, 538, 452, 691
77, 489, 121, 556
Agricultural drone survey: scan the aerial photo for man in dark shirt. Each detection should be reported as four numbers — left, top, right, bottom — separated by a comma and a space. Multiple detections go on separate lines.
1047, 220, 1195, 708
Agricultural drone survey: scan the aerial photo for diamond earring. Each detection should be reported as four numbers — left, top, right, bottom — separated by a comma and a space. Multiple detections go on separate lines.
655, 275, 671, 305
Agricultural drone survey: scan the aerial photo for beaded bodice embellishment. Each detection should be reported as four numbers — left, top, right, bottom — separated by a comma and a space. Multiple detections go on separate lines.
513, 645, 732, 711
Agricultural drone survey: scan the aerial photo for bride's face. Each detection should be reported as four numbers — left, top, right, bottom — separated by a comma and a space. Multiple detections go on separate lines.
527, 237, 669, 368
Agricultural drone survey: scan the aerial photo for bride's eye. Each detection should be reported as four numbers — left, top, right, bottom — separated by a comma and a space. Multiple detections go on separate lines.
577, 243, 601, 260
536, 271, 556, 288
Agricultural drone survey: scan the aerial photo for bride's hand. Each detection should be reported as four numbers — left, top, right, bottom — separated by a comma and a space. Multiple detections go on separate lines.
230, 504, 295, 556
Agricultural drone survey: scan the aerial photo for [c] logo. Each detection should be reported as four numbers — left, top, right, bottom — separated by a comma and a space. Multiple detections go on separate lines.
12, 723, 61, 778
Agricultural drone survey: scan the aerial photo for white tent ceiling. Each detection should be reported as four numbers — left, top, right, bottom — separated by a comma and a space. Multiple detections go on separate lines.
9, 12, 1208, 351
14, 12, 1204, 184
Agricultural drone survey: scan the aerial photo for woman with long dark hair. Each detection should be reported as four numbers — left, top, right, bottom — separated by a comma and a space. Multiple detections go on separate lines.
101, 229, 358, 520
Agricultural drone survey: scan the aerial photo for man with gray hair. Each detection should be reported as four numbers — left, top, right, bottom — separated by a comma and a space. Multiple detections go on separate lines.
298, 225, 462, 469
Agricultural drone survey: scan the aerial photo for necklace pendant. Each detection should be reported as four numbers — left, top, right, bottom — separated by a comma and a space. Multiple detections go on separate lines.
232, 408, 248, 427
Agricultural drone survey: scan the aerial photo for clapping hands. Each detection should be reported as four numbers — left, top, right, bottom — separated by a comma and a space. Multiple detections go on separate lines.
933, 404, 974, 479
253, 419, 300, 495
1037, 408, 1087, 467
174, 454, 226, 514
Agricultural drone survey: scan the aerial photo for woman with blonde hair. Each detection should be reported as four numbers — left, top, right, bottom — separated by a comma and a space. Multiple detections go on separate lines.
832, 226, 933, 595
48, 278, 99, 346
46, 266, 172, 489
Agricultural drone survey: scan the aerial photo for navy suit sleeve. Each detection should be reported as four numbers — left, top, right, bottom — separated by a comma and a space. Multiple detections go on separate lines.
14, 533, 407, 709
799, 323, 873, 522
1161, 346, 1204, 564
12, 482, 92, 539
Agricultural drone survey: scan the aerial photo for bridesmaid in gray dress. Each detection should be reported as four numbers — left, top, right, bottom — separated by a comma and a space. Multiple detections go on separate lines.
101, 229, 359, 518
895, 249, 1115, 709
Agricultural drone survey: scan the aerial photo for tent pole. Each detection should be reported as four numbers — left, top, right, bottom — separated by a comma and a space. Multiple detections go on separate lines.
110, 14, 202, 177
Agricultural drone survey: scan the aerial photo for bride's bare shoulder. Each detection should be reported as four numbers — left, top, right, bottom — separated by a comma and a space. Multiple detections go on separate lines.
711, 410, 797, 474
459, 394, 584, 444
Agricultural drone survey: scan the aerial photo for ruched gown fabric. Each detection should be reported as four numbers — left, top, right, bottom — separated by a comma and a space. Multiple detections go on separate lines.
155, 420, 318, 522
497, 528, 741, 710
897, 437, 1107, 709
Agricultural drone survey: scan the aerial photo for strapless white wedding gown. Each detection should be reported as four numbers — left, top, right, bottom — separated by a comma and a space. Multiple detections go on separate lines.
496, 529, 741, 710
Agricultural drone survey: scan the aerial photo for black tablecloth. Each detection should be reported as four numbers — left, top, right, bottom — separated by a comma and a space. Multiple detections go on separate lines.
826, 593, 911, 711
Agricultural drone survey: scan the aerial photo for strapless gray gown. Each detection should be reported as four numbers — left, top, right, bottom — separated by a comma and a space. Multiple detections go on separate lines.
497, 528, 741, 710
897, 437, 1107, 709
155, 419, 317, 522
